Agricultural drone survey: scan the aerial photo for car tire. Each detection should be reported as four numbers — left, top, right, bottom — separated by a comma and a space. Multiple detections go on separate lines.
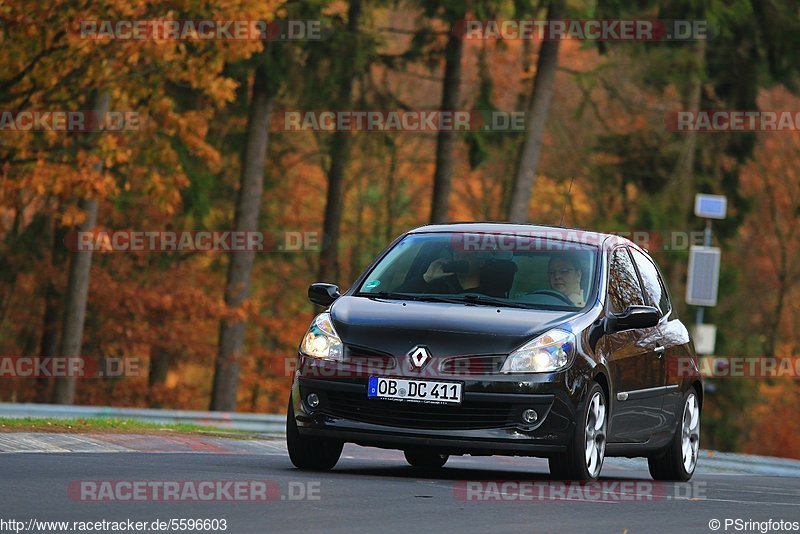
403, 449, 449, 469
286, 396, 343, 471
548, 382, 607, 481
648, 387, 700, 481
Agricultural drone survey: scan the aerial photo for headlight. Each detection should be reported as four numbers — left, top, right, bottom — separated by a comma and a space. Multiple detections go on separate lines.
500, 329, 575, 373
300, 312, 343, 361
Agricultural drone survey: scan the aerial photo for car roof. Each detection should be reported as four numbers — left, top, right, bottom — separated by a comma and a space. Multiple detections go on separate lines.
406, 222, 636, 251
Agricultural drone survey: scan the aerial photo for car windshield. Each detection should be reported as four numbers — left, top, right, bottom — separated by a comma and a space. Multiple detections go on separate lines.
356, 232, 599, 311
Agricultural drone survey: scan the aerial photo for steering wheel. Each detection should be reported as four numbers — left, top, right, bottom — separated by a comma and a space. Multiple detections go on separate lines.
525, 289, 575, 305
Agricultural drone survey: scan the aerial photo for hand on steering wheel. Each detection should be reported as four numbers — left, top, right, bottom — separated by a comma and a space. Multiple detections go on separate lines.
525, 289, 576, 305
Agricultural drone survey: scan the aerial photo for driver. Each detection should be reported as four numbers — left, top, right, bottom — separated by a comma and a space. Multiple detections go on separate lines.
548, 254, 585, 306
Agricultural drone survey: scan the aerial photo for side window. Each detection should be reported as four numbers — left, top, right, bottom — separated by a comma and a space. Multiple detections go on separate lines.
607, 247, 645, 314
630, 248, 671, 316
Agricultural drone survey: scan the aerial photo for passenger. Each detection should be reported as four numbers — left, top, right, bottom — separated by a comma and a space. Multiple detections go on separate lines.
419, 248, 483, 293
412, 250, 519, 300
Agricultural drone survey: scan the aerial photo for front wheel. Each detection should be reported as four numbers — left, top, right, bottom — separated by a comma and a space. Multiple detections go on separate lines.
404, 449, 449, 468
286, 396, 343, 471
548, 382, 607, 480
648, 388, 700, 481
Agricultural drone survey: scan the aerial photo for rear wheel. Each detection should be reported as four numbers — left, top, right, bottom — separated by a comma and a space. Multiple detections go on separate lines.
286, 396, 343, 471
648, 388, 700, 481
403, 449, 449, 469
549, 382, 607, 481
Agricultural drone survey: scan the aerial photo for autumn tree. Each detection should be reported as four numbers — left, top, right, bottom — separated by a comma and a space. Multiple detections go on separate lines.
506, 0, 565, 223
316, 0, 367, 283
210, 58, 277, 412
1, 0, 280, 404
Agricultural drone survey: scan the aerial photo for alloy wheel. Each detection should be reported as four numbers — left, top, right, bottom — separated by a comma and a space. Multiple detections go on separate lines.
584, 391, 607, 478
681, 393, 700, 473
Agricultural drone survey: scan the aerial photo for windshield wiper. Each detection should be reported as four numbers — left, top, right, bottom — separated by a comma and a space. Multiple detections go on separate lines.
358, 291, 533, 309
457, 294, 535, 309
359, 292, 480, 305
358, 291, 438, 302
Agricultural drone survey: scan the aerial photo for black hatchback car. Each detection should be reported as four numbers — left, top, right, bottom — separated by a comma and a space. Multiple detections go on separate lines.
287, 223, 702, 481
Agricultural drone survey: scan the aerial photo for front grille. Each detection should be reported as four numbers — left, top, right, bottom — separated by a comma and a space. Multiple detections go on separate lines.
439, 355, 507, 375
345, 345, 396, 371
322, 389, 516, 430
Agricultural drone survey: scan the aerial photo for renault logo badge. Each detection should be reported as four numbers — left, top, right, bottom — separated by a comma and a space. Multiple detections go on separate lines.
408, 346, 431, 370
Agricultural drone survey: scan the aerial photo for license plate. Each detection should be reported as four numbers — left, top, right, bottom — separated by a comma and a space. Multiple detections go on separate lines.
367, 376, 462, 405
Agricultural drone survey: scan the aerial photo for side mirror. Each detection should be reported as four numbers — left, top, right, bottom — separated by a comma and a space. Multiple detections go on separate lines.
308, 283, 341, 306
605, 305, 660, 333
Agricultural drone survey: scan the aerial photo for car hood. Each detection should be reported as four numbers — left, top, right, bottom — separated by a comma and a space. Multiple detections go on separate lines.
330, 295, 580, 357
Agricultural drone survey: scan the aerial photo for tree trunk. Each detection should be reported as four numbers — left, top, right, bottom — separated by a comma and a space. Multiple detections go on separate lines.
385, 142, 397, 242
37, 218, 65, 401
147, 344, 171, 408
429, 30, 464, 224
317, 130, 350, 283
317, 0, 362, 283
506, 0, 564, 223
51, 91, 109, 405
0, 209, 22, 327
761, 173, 790, 359
51, 198, 98, 404
349, 170, 366, 284
667, 41, 705, 316
765, 273, 786, 358
209, 65, 273, 411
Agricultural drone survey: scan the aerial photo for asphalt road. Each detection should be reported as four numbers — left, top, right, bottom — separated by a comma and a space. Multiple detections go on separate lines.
1, 438, 799, 534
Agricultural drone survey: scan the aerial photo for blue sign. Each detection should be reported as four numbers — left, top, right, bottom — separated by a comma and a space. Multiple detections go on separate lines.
694, 194, 727, 219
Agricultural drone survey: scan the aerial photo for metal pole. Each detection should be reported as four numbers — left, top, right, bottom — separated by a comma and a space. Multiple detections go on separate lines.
703, 219, 712, 247
695, 219, 713, 326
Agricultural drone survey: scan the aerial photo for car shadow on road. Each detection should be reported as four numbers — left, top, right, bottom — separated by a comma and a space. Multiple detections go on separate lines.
283, 457, 652, 483
335, 467, 651, 482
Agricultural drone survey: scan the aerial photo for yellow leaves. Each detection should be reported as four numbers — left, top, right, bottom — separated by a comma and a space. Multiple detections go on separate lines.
322, 1, 352, 18
207, 77, 240, 106
112, 146, 133, 166
1, 0, 284, 211
60, 204, 88, 227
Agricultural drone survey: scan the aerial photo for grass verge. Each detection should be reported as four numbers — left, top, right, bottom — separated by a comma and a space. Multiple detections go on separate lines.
0, 417, 259, 438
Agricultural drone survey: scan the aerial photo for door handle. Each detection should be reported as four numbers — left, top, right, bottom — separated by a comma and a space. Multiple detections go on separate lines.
654, 345, 665, 358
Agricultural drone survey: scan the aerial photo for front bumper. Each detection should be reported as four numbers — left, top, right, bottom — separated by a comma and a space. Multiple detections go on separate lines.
291, 365, 583, 456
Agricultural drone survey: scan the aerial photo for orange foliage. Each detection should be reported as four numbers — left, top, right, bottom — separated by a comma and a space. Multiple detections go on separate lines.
743, 382, 800, 459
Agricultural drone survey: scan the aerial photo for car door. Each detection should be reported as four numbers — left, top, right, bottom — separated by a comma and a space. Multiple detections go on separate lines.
605, 246, 665, 443
629, 247, 687, 431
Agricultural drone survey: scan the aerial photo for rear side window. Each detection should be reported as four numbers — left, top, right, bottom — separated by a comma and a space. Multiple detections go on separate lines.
630, 248, 671, 316
607, 247, 645, 314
